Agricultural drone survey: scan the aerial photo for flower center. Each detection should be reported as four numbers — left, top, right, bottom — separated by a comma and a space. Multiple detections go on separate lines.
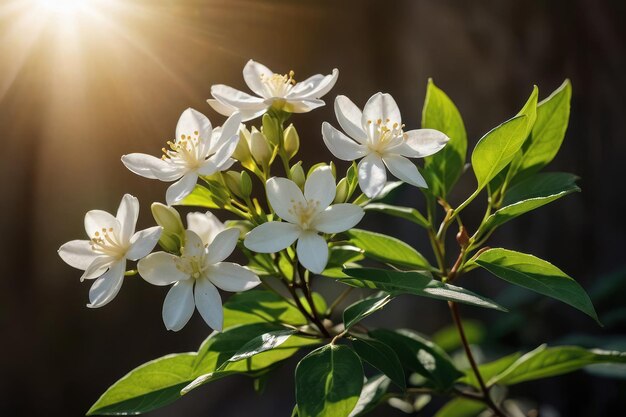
260, 71, 296, 98
90, 228, 127, 259
161, 131, 203, 169
366, 118, 406, 153
289, 199, 320, 230
175, 252, 208, 279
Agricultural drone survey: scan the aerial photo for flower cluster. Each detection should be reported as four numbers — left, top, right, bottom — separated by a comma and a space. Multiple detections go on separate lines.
59, 59, 449, 332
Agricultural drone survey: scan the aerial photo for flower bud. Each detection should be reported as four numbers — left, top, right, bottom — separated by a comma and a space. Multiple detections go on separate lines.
250, 130, 272, 166
232, 126, 252, 163
240, 170, 252, 198
283, 124, 299, 159
290, 162, 305, 189
151, 203, 184, 253
334, 177, 349, 203
223, 171, 244, 198
262, 113, 280, 146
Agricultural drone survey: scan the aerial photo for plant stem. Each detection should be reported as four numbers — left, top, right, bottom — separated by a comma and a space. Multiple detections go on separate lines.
327, 287, 354, 316
448, 301, 507, 417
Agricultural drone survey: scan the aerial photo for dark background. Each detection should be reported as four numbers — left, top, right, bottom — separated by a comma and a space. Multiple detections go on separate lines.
1, 0, 625, 416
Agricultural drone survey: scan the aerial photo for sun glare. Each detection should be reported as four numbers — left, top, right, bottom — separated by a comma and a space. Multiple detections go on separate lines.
34, 0, 93, 18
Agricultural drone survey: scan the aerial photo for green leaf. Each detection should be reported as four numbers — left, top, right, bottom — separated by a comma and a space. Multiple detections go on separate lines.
352, 336, 406, 389
223, 329, 297, 365
222, 290, 309, 329
176, 184, 221, 209
341, 268, 507, 312
295, 344, 364, 417
458, 352, 522, 388
481, 173, 580, 232
364, 203, 429, 228
340, 268, 431, 293
432, 320, 486, 352
475, 248, 599, 323
489, 344, 626, 386
369, 329, 463, 390
345, 229, 431, 270
471, 114, 530, 189
343, 294, 392, 329
421, 79, 468, 197
88, 323, 313, 415
434, 398, 486, 417
348, 375, 391, 417
327, 245, 365, 268
514, 80, 572, 180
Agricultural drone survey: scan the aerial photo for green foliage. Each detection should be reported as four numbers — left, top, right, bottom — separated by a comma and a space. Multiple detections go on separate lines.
343, 294, 392, 329
363, 203, 429, 228
344, 229, 431, 270
434, 398, 486, 417
352, 336, 406, 389
176, 184, 222, 209
341, 268, 506, 311
488, 345, 626, 386
295, 344, 364, 417
347, 375, 391, 417
370, 329, 463, 390
432, 320, 486, 352
421, 79, 468, 198
475, 248, 599, 323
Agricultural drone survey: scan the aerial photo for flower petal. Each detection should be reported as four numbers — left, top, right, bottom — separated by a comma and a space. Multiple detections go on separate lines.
206, 134, 238, 170
242, 59, 274, 98
182, 230, 206, 258
290, 69, 339, 99
266, 177, 305, 223
166, 173, 198, 205
207, 98, 238, 117
121, 153, 181, 181
313, 204, 365, 234
383, 154, 428, 188
162, 279, 195, 331
138, 252, 189, 286
206, 262, 261, 292
362, 92, 402, 128
58, 240, 98, 270
209, 112, 242, 154
176, 108, 212, 144
322, 122, 367, 162
187, 211, 225, 246
296, 231, 328, 274
206, 228, 239, 264
81, 255, 114, 281
334, 95, 367, 143
244, 222, 301, 253
194, 278, 223, 331
304, 166, 336, 211
116, 194, 139, 242
211, 84, 267, 110
357, 154, 387, 198
285, 98, 326, 113
84, 210, 120, 238
127, 226, 162, 261
398, 129, 450, 158
87, 260, 125, 308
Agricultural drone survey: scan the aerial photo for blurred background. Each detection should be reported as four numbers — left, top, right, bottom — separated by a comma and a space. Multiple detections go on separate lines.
1, 0, 625, 416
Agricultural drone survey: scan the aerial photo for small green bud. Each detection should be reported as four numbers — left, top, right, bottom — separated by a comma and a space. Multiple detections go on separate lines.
232, 126, 252, 163
290, 162, 305, 189
151, 203, 184, 253
334, 177, 349, 203
223, 171, 244, 198
240, 171, 252, 198
262, 113, 280, 146
283, 124, 299, 159
250, 130, 272, 166
329, 161, 337, 178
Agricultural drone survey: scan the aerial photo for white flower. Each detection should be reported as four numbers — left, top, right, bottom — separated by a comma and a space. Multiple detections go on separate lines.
138, 211, 260, 332
58, 194, 162, 308
121, 108, 241, 205
322, 93, 450, 198
244, 167, 364, 274
207, 59, 339, 121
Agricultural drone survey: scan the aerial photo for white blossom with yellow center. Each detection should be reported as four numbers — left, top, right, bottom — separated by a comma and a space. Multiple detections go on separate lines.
138, 212, 260, 332
58, 194, 162, 308
244, 166, 364, 274
208, 59, 339, 121
121, 108, 241, 205
322, 92, 450, 198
